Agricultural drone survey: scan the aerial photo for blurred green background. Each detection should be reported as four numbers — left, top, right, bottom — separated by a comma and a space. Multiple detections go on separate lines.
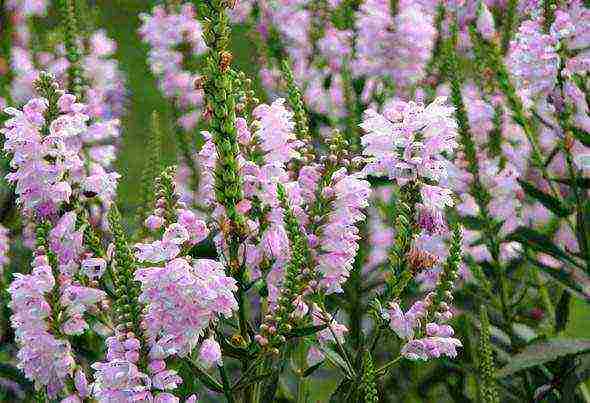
96, 0, 588, 340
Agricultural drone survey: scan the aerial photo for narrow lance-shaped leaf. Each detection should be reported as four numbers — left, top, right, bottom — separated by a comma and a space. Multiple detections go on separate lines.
518, 179, 573, 218
496, 339, 590, 378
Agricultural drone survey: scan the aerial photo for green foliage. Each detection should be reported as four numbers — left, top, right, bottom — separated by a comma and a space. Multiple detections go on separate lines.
496, 338, 590, 378
518, 179, 573, 218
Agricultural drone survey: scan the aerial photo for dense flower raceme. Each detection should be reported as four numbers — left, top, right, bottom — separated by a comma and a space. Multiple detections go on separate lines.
503, 2, 590, 258
197, 98, 371, 299
2, 91, 119, 217
9, 248, 105, 398
6, 3, 126, 195
253, 0, 440, 121
508, 19, 560, 107
11, 29, 126, 119
11, 43, 124, 196
139, 3, 207, 131
354, 0, 436, 90
97, 183, 234, 400
91, 332, 198, 402
360, 97, 457, 233
135, 257, 238, 358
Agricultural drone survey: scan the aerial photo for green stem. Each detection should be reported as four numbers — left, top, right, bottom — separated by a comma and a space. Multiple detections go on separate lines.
375, 355, 402, 378
218, 363, 236, 403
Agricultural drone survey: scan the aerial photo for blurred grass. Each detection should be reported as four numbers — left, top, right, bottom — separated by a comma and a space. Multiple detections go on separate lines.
96, 0, 177, 211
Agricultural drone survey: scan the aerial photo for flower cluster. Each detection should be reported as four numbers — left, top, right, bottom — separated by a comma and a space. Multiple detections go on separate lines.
135, 257, 238, 358
387, 299, 461, 361
8, 245, 104, 398
139, 3, 207, 131
3, 88, 118, 217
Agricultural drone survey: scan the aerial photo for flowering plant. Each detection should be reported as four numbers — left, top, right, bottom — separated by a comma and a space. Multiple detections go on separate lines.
0, 0, 588, 402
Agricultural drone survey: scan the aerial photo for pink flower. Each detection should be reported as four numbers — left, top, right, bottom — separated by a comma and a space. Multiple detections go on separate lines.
145, 214, 165, 231
316, 170, 371, 293
252, 98, 300, 164
307, 346, 325, 366
508, 19, 559, 106
177, 209, 209, 244
361, 97, 458, 184
135, 258, 238, 358
198, 337, 222, 367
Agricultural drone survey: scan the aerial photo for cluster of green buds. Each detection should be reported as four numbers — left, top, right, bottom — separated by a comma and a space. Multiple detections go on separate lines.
281, 59, 316, 175
199, 0, 244, 224
232, 70, 259, 116
280, 60, 310, 143
478, 305, 500, 403
256, 184, 313, 353
61, 0, 86, 99
386, 181, 422, 299
138, 112, 164, 231
35, 72, 62, 135
108, 206, 143, 337
152, 165, 180, 227
319, 129, 360, 170
424, 223, 462, 324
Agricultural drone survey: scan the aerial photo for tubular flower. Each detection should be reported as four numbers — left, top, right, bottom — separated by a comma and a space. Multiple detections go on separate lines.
135, 258, 238, 359
360, 97, 458, 184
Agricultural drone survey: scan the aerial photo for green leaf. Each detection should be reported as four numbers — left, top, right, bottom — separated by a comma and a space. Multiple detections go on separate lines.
507, 227, 578, 266
260, 371, 280, 402
185, 359, 224, 393
329, 378, 353, 403
366, 176, 391, 188
232, 372, 273, 392
496, 338, 590, 378
528, 257, 590, 302
555, 290, 571, 333
303, 360, 325, 377
459, 215, 488, 230
571, 127, 590, 147
518, 180, 573, 217
562, 356, 590, 403
319, 345, 355, 379
553, 177, 590, 189
287, 324, 328, 339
